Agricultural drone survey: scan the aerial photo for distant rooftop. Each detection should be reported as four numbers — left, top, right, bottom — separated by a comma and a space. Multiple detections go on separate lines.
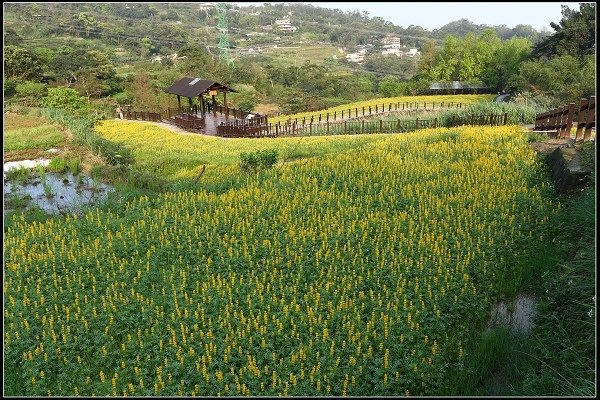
429, 81, 488, 90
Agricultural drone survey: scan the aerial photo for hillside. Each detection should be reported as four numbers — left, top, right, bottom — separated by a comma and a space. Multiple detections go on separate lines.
4, 3, 544, 74
3, 3, 594, 117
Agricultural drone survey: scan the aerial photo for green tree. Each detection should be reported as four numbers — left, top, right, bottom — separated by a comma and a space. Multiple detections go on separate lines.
3, 28, 23, 46
532, 3, 596, 59
418, 40, 438, 75
4, 46, 43, 81
430, 35, 461, 80
15, 81, 48, 106
74, 12, 97, 38
128, 72, 160, 111
509, 24, 539, 43
73, 50, 118, 101
378, 75, 402, 97
42, 87, 87, 112
483, 37, 532, 91
229, 86, 259, 112
509, 54, 595, 104
50, 46, 85, 87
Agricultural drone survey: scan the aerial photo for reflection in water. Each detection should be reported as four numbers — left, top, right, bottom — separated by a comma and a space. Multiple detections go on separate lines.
4, 172, 115, 215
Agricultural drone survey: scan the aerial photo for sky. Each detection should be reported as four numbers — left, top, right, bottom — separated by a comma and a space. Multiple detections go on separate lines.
232, 2, 584, 31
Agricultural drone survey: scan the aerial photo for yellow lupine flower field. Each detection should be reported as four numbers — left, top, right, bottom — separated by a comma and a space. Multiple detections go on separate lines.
4, 124, 556, 396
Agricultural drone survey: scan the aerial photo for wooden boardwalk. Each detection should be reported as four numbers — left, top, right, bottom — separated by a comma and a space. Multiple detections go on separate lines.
203, 112, 240, 136
162, 112, 245, 136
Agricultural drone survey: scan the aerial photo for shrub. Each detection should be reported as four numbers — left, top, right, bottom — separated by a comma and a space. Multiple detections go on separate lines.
15, 81, 47, 106
4, 79, 19, 97
239, 149, 279, 173
42, 87, 87, 113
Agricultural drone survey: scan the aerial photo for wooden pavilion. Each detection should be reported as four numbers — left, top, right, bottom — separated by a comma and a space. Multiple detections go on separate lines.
164, 77, 237, 119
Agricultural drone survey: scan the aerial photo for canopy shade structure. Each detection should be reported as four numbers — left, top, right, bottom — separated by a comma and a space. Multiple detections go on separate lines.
164, 77, 237, 98
429, 81, 488, 90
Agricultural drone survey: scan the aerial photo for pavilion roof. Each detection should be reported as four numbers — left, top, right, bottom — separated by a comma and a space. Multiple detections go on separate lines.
164, 77, 237, 98
429, 81, 489, 90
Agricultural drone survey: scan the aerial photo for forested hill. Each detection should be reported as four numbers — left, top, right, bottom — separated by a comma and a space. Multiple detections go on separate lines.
4, 2, 544, 53
4, 2, 594, 117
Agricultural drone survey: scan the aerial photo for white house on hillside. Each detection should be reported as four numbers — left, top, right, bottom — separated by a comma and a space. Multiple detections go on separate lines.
406, 48, 420, 57
275, 17, 297, 33
382, 35, 401, 48
381, 35, 402, 56
346, 53, 364, 63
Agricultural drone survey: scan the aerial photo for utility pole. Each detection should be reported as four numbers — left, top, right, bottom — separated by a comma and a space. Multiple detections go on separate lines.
216, 3, 233, 66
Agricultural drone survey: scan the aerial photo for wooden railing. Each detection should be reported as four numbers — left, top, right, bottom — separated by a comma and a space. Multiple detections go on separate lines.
216, 113, 508, 138
217, 118, 271, 138
172, 113, 205, 130
123, 110, 205, 130
265, 101, 468, 123
534, 96, 595, 141
123, 106, 265, 132
123, 110, 163, 122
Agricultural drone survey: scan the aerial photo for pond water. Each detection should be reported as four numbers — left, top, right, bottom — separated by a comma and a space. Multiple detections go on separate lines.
4, 172, 115, 215
486, 293, 537, 336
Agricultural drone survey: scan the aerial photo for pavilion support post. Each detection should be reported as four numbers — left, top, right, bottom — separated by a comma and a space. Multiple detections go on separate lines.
199, 95, 205, 119
212, 95, 217, 115
177, 95, 182, 115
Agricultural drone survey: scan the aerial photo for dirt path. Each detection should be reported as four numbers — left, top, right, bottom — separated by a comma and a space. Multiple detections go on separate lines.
529, 137, 573, 155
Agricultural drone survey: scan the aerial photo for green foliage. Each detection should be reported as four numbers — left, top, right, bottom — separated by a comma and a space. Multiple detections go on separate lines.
532, 3, 595, 59
509, 54, 595, 105
429, 29, 501, 83
239, 149, 279, 173
15, 81, 48, 106
482, 37, 532, 91
40, 108, 133, 166
3, 125, 64, 151
436, 101, 545, 125
378, 75, 403, 97
42, 87, 88, 112
229, 86, 259, 112
33, 47, 54, 64
3, 28, 23, 46
47, 155, 81, 174
4, 79, 19, 97
4, 45, 43, 81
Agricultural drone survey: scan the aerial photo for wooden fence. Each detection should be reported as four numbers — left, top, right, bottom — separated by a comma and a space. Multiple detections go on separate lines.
534, 96, 595, 141
123, 106, 268, 131
266, 101, 468, 123
216, 112, 508, 138
123, 110, 163, 122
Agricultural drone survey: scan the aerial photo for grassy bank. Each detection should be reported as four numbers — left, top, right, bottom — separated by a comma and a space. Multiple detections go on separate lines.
438, 145, 595, 396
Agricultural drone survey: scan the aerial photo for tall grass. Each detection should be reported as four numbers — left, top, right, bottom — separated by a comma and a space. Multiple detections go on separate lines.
511, 185, 596, 396
40, 108, 133, 165
47, 155, 82, 173
3, 125, 65, 151
436, 102, 546, 125
439, 182, 596, 396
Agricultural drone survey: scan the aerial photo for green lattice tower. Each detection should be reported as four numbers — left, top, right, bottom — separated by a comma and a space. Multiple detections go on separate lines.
216, 3, 233, 65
